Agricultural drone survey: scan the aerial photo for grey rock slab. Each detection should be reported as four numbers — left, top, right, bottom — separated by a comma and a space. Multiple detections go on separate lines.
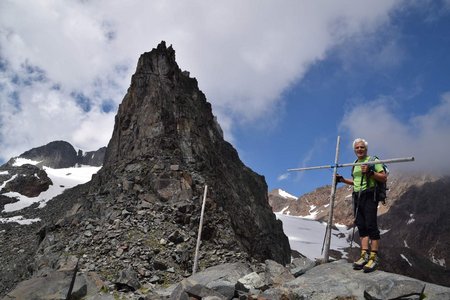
283, 260, 450, 300
169, 262, 252, 299
264, 259, 295, 286
189, 262, 253, 284
236, 272, 266, 292
2, 271, 87, 300
170, 279, 227, 300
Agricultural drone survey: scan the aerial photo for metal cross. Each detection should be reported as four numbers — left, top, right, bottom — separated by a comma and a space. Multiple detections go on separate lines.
287, 136, 414, 262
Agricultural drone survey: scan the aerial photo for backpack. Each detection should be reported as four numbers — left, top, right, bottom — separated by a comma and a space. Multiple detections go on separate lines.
352, 156, 389, 204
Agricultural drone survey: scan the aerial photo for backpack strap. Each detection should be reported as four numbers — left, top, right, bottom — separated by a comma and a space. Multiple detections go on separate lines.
351, 158, 358, 178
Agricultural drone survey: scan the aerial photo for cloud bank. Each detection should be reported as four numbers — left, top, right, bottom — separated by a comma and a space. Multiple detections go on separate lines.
340, 92, 450, 174
1, 0, 402, 161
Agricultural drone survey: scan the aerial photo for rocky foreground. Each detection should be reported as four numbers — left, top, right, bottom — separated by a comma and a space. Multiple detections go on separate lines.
3, 258, 450, 300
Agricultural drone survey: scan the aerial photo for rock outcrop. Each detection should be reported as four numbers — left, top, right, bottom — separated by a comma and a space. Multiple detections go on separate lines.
0, 164, 52, 199
95, 41, 290, 265
4, 259, 450, 299
77, 147, 106, 167
18, 140, 79, 168
379, 175, 450, 287
0, 41, 290, 297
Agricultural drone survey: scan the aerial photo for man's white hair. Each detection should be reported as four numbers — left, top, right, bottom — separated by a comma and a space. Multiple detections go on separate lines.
353, 138, 368, 149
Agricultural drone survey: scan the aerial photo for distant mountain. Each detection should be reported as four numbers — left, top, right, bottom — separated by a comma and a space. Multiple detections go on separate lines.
268, 188, 298, 212
269, 173, 450, 286
17, 140, 106, 168
0, 142, 105, 213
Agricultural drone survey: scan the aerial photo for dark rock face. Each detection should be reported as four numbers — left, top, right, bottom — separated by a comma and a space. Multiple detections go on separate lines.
379, 176, 450, 287
77, 147, 106, 167
99, 41, 290, 265
17, 140, 106, 168
0, 164, 52, 198
19, 140, 78, 168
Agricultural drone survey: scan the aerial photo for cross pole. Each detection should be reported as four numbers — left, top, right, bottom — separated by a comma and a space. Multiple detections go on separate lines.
287, 136, 414, 262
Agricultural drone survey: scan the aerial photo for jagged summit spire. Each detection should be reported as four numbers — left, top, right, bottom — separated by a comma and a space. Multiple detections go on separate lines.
102, 41, 215, 167
135, 41, 178, 76
98, 42, 291, 266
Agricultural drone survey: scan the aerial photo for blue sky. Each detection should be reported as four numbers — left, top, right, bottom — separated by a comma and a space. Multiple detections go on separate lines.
1, 1, 450, 197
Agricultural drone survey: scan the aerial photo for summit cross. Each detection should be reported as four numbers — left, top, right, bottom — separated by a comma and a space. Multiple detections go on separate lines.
287, 136, 414, 262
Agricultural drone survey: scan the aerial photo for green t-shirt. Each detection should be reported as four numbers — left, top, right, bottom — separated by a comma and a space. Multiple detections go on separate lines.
352, 156, 384, 192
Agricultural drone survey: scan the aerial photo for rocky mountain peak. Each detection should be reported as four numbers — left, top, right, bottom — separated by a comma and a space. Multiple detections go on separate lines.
97, 40, 290, 265
12, 140, 105, 168
103, 41, 221, 168
135, 41, 177, 76
18, 140, 78, 168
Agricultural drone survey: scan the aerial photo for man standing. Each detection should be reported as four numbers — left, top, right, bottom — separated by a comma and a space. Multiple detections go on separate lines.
336, 138, 387, 272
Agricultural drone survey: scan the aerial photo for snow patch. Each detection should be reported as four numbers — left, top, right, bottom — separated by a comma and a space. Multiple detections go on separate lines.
0, 171, 9, 175
400, 254, 413, 266
431, 255, 446, 267
276, 213, 350, 260
12, 158, 41, 166
278, 206, 289, 214
276, 189, 297, 200
1, 174, 18, 190
404, 240, 409, 248
2, 165, 101, 213
380, 228, 390, 235
0, 215, 41, 225
407, 214, 415, 225
302, 205, 318, 220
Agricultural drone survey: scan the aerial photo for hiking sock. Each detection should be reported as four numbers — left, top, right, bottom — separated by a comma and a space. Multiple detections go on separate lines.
363, 251, 379, 273
353, 249, 369, 270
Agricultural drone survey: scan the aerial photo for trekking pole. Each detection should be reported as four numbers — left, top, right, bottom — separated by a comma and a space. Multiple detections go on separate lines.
350, 174, 364, 249
193, 185, 208, 274
65, 256, 80, 300
321, 177, 340, 254
322, 136, 341, 262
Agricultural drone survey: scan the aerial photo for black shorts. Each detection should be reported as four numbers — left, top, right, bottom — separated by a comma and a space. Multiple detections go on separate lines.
353, 189, 380, 240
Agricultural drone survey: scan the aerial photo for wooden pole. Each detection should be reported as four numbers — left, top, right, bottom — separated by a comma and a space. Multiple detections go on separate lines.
192, 185, 208, 274
322, 136, 340, 262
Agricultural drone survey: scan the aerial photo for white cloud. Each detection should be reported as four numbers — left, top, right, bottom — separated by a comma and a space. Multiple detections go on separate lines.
339, 93, 450, 174
277, 173, 290, 181
0, 0, 402, 161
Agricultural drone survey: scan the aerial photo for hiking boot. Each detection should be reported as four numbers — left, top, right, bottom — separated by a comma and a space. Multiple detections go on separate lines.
363, 252, 379, 273
353, 250, 369, 270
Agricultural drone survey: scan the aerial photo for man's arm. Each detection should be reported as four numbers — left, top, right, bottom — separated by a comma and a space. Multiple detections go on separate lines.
336, 174, 354, 185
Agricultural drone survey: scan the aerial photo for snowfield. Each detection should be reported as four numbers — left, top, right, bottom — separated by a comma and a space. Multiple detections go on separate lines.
1, 158, 101, 222
276, 212, 351, 260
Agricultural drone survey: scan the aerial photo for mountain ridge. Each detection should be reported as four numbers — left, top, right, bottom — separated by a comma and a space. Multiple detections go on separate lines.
269, 173, 450, 286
